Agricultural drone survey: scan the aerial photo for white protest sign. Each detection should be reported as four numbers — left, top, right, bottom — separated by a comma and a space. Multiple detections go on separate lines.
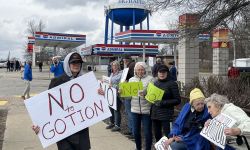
120, 68, 129, 83
200, 113, 236, 149
98, 80, 117, 110
102, 75, 110, 84
148, 57, 154, 67
154, 136, 172, 150
24, 71, 112, 148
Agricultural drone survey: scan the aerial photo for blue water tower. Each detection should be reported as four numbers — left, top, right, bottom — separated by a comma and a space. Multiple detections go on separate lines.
104, 0, 150, 44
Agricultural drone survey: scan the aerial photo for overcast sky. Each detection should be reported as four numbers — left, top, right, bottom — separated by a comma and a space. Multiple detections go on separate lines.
0, 0, 178, 60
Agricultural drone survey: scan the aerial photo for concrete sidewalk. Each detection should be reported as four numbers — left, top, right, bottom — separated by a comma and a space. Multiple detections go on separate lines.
2, 97, 135, 150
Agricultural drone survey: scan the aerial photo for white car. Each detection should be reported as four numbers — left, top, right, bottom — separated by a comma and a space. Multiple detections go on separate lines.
0, 61, 7, 68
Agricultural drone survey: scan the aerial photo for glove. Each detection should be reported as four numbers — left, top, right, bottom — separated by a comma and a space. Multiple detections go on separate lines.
154, 101, 162, 107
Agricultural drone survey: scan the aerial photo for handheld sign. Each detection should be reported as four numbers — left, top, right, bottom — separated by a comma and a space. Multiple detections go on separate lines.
148, 57, 154, 67
200, 113, 236, 149
24, 72, 112, 148
119, 82, 143, 97
145, 83, 165, 103
102, 76, 110, 84
120, 68, 129, 83
154, 136, 172, 150
98, 80, 117, 110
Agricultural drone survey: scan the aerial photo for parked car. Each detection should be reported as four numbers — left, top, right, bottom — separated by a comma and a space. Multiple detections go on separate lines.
0, 61, 7, 68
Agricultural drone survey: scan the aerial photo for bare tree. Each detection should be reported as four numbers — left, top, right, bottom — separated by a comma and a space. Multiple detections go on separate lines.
148, 0, 250, 35
24, 19, 46, 61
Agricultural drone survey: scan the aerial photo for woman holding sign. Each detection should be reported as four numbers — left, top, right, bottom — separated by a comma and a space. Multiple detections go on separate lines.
129, 62, 153, 150
163, 88, 211, 150
150, 65, 181, 142
205, 93, 250, 150
32, 52, 105, 150
105, 60, 123, 132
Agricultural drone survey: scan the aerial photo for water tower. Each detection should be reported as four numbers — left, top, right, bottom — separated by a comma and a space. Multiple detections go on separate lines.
104, 0, 150, 44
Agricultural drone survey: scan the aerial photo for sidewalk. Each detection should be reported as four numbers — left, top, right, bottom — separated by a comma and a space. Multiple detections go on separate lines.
2, 97, 135, 150
1, 68, 135, 150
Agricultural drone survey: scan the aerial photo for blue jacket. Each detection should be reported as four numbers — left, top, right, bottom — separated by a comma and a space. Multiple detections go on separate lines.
23, 64, 32, 81
169, 103, 211, 150
50, 61, 64, 77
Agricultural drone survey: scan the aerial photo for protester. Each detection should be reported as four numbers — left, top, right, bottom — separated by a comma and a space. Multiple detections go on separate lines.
32, 52, 105, 150
129, 62, 153, 150
38, 61, 43, 72
163, 88, 211, 150
151, 58, 162, 77
21, 61, 32, 100
50, 57, 64, 77
168, 61, 177, 81
227, 65, 240, 79
122, 55, 136, 138
151, 64, 181, 142
205, 93, 250, 150
106, 60, 123, 132
6, 60, 10, 72
15, 60, 20, 71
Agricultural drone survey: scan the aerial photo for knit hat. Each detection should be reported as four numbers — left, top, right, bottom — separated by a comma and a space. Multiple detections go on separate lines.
157, 64, 169, 72
189, 88, 205, 104
69, 53, 83, 64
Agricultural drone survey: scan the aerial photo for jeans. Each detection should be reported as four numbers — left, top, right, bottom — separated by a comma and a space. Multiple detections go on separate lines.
131, 113, 152, 150
124, 97, 133, 134
152, 119, 171, 142
170, 141, 188, 150
109, 97, 121, 127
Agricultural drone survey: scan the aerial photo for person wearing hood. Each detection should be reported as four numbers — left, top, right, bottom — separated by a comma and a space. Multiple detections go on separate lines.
21, 60, 32, 100
164, 88, 211, 150
32, 52, 105, 150
129, 62, 153, 150
151, 64, 181, 142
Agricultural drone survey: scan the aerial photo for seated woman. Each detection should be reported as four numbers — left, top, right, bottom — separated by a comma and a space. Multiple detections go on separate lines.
205, 93, 250, 150
164, 88, 211, 150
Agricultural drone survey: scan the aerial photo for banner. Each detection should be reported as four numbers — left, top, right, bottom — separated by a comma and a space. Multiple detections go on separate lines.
145, 83, 164, 103
154, 136, 172, 150
120, 68, 129, 83
200, 113, 236, 149
119, 82, 143, 97
24, 72, 111, 148
99, 80, 117, 110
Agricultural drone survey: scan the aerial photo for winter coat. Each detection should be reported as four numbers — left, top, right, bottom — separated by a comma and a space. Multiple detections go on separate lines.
50, 61, 64, 78
169, 103, 211, 150
129, 62, 153, 114
150, 77, 181, 121
23, 64, 32, 81
49, 52, 90, 150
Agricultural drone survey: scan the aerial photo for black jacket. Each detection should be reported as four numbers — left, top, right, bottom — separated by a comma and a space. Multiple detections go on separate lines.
125, 61, 135, 81
150, 77, 181, 121
49, 73, 90, 150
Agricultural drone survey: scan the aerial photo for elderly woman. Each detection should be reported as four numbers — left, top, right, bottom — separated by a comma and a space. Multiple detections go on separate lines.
164, 88, 211, 150
150, 64, 181, 142
105, 60, 123, 132
205, 93, 250, 150
129, 62, 153, 150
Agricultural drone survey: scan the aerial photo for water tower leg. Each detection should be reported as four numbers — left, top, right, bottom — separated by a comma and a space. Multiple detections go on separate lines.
111, 11, 114, 44
133, 9, 135, 30
147, 13, 150, 30
120, 25, 123, 45
104, 15, 109, 44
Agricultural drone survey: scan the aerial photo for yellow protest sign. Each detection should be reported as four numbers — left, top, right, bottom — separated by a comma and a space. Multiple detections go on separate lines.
145, 83, 164, 103
119, 82, 143, 97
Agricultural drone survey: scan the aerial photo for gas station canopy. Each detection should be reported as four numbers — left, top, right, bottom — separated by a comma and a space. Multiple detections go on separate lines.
34, 32, 86, 48
115, 30, 179, 44
80, 44, 158, 56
